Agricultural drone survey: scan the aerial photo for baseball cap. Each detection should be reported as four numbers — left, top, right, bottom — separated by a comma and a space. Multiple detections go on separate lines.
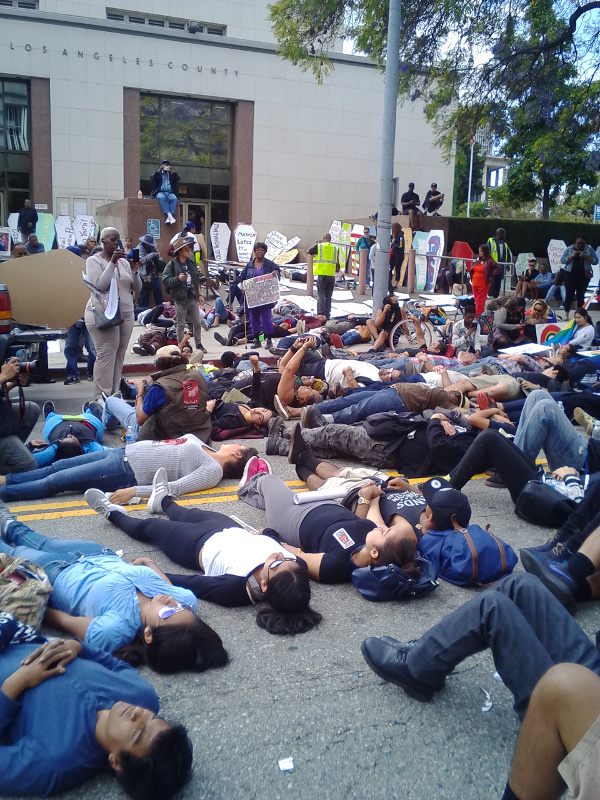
420, 477, 472, 530
161, 159, 170, 165
185, 221, 195, 230
155, 345, 181, 359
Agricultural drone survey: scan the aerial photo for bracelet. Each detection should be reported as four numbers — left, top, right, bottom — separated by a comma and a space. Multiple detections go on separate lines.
297, 547, 302, 556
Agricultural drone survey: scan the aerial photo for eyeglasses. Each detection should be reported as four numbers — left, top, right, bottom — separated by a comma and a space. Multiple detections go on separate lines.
157, 602, 189, 620
268, 557, 296, 570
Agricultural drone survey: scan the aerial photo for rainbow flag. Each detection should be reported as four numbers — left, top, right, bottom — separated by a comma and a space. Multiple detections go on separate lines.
545, 317, 576, 345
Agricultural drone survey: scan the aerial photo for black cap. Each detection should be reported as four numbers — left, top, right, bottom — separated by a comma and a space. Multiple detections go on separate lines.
420, 478, 472, 530
161, 159, 170, 165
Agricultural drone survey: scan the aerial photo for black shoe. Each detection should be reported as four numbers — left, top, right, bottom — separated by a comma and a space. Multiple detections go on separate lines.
132, 344, 150, 356
119, 378, 134, 400
265, 338, 273, 349
520, 551, 577, 613
43, 400, 55, 418
288, 422, 308, 465
83, 400, 103, 420
321, 343, 332, 358
197, 343, 208, 354
361, 638, 444, 701
266, 416, 286, 456
485, 473, 507, 488
64, 375, 80, 385
213, 331, 228, 346
300, 404, 326, 429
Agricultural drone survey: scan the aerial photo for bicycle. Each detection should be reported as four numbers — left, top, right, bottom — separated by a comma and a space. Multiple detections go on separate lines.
388, 298, 494, 351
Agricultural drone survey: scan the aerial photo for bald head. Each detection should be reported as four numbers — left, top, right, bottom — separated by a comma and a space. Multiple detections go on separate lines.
323, 233, 331, 242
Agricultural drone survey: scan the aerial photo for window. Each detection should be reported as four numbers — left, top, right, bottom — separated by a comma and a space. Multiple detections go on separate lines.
0, 80, 31, 217
105, 9, 225, 34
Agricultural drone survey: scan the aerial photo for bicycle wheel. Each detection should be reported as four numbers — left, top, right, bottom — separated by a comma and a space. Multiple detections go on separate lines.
389, 319, 434, 350
474, 314, 495, 345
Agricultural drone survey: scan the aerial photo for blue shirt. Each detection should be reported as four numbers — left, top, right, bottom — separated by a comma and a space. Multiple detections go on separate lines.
0, 642, 159, 797
143, 383, 167, 415
52, 555, 198, 653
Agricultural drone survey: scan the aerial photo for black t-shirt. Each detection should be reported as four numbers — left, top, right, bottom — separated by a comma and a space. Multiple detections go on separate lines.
378, 489, 427, 537
299, 505, 375, 583
296, 352, 326, 381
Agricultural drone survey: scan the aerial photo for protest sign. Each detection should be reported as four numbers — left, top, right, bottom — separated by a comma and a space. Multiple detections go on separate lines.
74, 215, 96, 245
210, 222, 231, 262
275, 249, 298, 265
547, 239, 567, 273
36, 213, 56, 252
7, 213, 21, 246
234, 224, 257, 263
265, 230, 288, 259
0, 228, 10, 260
284, 236, 301, 251
55, 216, 76, 249
243, 272, 280, 308
515, 252, 534, 277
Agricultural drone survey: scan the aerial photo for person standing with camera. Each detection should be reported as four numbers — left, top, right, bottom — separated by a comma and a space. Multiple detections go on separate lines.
162, 236, 206, 353
150, 159, 179, 225
560, 234, 599, 318
0, 357, 40, 475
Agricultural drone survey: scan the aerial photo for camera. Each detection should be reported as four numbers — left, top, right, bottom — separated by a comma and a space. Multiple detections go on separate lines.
19, 359, 38, 377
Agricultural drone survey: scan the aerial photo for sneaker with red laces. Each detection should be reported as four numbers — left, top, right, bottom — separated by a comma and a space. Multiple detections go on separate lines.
238, 456, 272, 488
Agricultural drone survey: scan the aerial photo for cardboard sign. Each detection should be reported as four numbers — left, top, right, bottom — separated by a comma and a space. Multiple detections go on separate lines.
424, 230, 444, 291
412, 231, 429, 288
398, 226, 413, 286
0, 228, 10, 261
514, 252, 534, 277
536, 320, 572, 344
36, 213, 56, 252
0, 249, 89, 327
350, 224, 365, 276
243, 272, 280, 308
274, 248, 298, 266
329, 221, 351, 246
547, 239, 567, 273
74, 215, 96, 245
7, 213, 21, 246
234, 224, 257, 263
265, 230, 288, 259
210, 222, 231, 262
284, 236, 301, 252
55, 215, 76, 249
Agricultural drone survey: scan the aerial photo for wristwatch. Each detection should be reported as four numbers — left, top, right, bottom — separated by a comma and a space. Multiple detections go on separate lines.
357, 496, 371, 506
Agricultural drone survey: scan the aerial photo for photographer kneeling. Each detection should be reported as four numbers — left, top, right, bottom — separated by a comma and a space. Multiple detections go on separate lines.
0, 357, 40, 475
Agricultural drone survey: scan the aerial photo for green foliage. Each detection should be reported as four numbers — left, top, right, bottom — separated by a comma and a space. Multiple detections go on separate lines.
452, 141, 485, 214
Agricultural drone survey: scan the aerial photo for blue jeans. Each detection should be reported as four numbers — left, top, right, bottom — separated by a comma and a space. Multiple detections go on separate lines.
0, 448, 135, 501
0, 520, 112, 583
406, 572, 600, 719
64, 320, 96, 380
546, 283, 566, 305
319, 387, 407, 424
102, 396, 137, 435
139, 275, 164, 308
205, 297, 227, 326
513, 390, 587, 471
155, 191, 177, 216
278, 334, 322, 350
341, 329, 363, 346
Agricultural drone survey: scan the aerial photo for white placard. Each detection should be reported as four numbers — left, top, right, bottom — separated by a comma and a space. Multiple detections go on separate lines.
265, 230, 288, 260
515, 252, 535, 277
210, 222, 231, 262
284, 236, 301, 252
243, 272, 280, 308
55, 215, 76, 249
0, 227, 10, 260
74, 215, 96, 245
234, 224, 257, 263
498, 343, 553, 355
73, 201, 87, 216
547, 239, 567, 273
7, 213, 21, 245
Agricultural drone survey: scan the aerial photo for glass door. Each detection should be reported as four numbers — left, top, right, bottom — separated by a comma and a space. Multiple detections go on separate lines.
180, 201, 209, 253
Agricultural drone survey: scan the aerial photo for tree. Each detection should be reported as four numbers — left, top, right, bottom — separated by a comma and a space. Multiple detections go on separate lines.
269, 0, 600, 145
452, 140, 485, 215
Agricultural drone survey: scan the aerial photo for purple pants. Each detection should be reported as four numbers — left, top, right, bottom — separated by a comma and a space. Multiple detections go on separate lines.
248, 304, 274, 337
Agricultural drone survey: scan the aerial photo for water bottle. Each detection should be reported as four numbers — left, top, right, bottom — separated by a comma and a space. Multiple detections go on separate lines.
125, 425, 137, 445
592, 422, 600, 441
557, 400, 565, 415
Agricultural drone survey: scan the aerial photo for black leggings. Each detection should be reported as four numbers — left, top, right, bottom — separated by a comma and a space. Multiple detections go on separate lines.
555, 474, 600, 552
109, 497, 234, 570
449, 429, 538, 504
563, 262, 589, 315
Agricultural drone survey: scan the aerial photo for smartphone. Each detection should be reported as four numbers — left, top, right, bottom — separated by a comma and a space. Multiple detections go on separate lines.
132, 248, 140, 263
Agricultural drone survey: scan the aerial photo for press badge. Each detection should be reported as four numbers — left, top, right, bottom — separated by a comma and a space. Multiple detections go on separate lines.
332, 528, 355, 549
182, 380, 200, 408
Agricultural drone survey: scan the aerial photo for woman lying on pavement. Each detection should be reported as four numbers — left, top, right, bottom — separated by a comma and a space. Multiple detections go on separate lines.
0, 435, 257, 504
84, 464, 322, 636
0, 503, 227, 673
207, 355, 273, 437
0, 634, 193, 798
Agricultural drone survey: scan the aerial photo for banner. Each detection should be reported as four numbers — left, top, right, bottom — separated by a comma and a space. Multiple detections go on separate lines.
55, 216, 76, 249
36, 213, 56, 252
74, 215, 96, 245
234, 224, 257, 263
536, 320, 574, 345
7, 213, 21, 246
265, 230, 288, 260
210, 222, 231, 262
243, 272, 280, 308
547, 239, 567, 273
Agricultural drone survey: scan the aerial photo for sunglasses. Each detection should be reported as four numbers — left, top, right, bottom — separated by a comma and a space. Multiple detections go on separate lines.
157, 602, 189, 620
268, 557, 296, 570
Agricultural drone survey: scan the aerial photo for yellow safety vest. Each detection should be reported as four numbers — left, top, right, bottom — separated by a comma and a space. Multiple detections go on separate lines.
313, 242, 339, 276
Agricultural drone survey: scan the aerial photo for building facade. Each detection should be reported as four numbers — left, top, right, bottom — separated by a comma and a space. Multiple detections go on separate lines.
1, 0, 455, 247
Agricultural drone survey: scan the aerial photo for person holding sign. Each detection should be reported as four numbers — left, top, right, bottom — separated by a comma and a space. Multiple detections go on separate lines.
238, 242, 280, 348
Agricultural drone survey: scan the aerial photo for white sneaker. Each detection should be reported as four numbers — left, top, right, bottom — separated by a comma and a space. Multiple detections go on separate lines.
147, 467, 170, 514
84, 488, 123, 519
168, 213, 176, 224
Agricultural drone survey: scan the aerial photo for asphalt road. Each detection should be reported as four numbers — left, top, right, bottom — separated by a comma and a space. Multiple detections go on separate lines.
4, 378, 598, 800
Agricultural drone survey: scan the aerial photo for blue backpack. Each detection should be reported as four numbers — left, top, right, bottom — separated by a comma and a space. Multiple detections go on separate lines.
351, 556, 439, 602
418, 523, 517, 587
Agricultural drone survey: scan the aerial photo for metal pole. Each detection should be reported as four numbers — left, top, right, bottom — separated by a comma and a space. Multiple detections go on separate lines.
466, 136, 475, 218
372, 0, 401, 317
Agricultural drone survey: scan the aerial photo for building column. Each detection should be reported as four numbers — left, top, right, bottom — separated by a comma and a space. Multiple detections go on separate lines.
29, 78, 52, 210
123, 87, 140, 199
229, 100, 254, 229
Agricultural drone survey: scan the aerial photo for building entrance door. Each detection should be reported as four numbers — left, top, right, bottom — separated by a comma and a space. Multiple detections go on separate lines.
180, 201, 208, 242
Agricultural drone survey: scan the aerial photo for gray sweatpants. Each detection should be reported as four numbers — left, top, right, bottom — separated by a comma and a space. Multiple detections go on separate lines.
238, 473, 338, 546
282, 424, 388, 467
